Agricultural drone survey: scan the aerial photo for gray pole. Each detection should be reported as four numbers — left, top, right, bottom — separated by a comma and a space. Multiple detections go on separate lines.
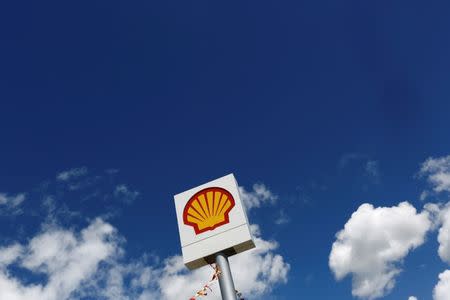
215, 253, 237, 300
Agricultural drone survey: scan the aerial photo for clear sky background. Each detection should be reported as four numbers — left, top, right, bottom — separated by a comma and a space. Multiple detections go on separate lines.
1, 1, 450, 299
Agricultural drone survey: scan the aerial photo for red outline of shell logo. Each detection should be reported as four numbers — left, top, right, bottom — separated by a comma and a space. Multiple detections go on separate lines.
183, 187, 235, 235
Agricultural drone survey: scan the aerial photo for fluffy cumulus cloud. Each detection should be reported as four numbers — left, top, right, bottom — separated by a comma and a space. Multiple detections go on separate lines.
74, 223, 289, 300
408, 297, 418, 300
329, 202, 432, 299
239, 183, 277, 210
436, 204, 450, 264
13, 222, 288, 300
418, 156, 450, 299
431, 204, 450, 300
0, 181, 289, 300
0, 218, 118, 300
419, 155, 450, 198
434, 270, 450, 300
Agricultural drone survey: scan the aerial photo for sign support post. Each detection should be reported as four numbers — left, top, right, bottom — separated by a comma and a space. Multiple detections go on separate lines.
215, 253, 237, 300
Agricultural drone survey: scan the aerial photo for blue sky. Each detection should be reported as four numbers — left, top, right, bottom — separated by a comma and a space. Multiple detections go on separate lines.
1, 0, 450, 299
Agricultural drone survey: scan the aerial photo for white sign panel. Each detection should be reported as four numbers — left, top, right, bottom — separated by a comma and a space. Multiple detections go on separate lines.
174, 174, 255, 270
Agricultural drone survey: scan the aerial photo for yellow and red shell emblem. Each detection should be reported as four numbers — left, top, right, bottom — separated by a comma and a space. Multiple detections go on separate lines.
183, 187, 235, 235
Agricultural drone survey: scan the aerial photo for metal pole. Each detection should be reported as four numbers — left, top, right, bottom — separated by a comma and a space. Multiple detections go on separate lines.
215, 253, 237, 300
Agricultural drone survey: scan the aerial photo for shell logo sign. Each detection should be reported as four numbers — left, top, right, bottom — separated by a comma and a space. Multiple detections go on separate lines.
174, 174, 255, 270
183, 187, 235, 234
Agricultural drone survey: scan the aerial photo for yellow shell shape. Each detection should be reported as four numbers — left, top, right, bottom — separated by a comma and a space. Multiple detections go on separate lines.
183, 187, 235, 234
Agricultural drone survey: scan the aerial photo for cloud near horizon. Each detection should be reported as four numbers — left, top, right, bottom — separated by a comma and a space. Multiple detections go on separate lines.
0, 221, 289, 300
0, 218, 117, 300
417, 155, 450, 299
329, 202, 432, 299
330, 155, 450, 300
434, 270, 450, 300
0, 173, 289, 300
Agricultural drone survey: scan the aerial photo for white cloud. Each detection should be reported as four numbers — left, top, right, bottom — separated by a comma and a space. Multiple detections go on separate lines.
429, 202, 450, 300
418, 155, 450, 300
114, 185, 140, 204
436, 204, 450, 264
329, 202, 432, 299
0, 218, 119, 300
86, 258, 159, 300
0, 193, 26, 215
421, 202, 450, 264
239, 183, 277, 210
408, 297, 418, 300
57, 167, 88, 182
240, 184, 289, 225
0, 180, 289, 300
434, 270, 450, 300
419, 156, 450, 198
65, 223, 289, 300
0, 244, 23, 267
0, 223, 289, 300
